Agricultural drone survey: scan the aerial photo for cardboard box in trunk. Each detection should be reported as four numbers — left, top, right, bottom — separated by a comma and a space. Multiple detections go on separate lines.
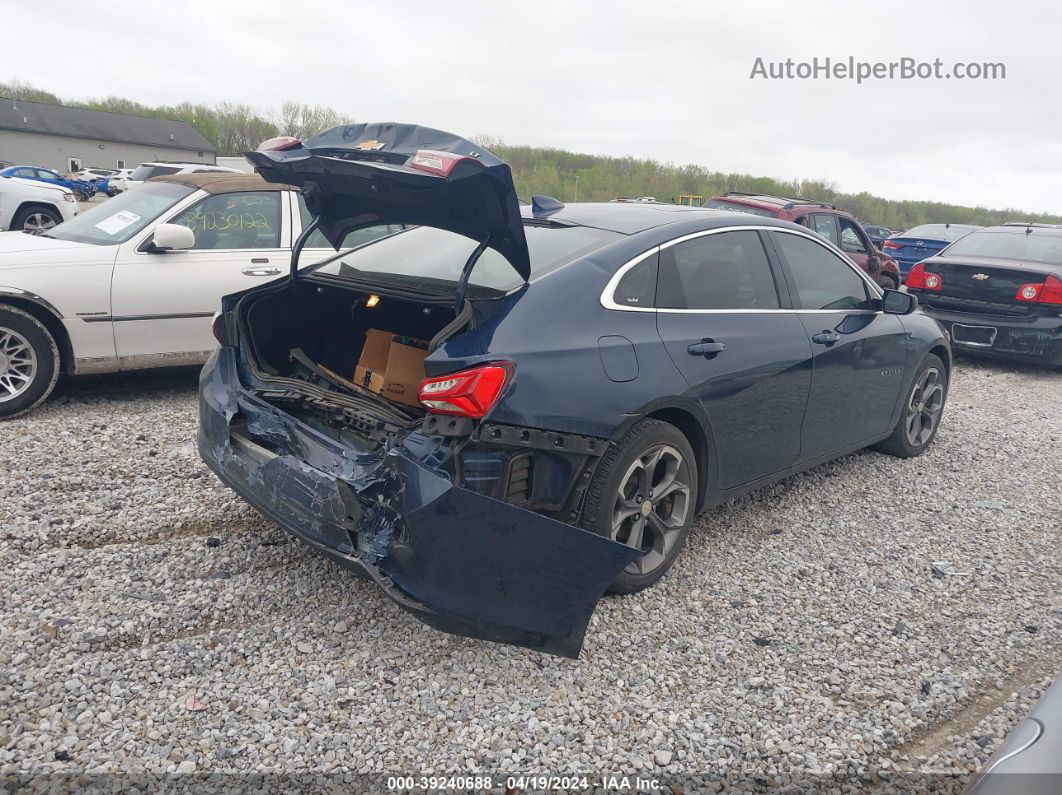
354, 329, 429, 407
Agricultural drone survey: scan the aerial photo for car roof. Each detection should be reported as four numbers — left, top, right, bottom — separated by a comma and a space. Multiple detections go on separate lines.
149, 172, 295, 194
521, 202, 802, 235
976, 223, 1062, 237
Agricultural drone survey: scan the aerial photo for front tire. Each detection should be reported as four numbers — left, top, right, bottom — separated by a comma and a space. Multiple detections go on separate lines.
581, 419, 698, 594
11, 205, 62, 233
878, 273, 899, 290
874, 354, 947, 458
0, 306, 61, 419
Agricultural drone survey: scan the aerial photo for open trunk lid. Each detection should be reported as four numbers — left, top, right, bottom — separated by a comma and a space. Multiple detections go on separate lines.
245, 123, 530, 280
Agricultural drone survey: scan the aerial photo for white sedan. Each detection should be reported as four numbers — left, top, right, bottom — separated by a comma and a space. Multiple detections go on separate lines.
0, 171, 399, 418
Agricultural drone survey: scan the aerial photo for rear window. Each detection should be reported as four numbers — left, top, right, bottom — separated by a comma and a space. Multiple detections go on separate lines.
902, 224, 979, 242
943, 229, 1062, 265
310, 224, 623, 296
130, 164, 181, 181
702, 199, 778, 218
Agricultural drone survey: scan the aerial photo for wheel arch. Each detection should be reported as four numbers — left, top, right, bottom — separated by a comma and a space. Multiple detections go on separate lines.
13, 201, 62, 224
929, 343, 951, 377
0, 292, 73, 375
638, 403, 716, 513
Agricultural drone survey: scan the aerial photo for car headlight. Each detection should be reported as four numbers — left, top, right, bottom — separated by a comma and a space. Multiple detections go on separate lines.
63, 193, 76, 203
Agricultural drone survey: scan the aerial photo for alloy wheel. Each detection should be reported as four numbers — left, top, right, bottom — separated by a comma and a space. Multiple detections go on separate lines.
610, 444, 691, 575
0, 327, 37, 402
22, 213, 57, 233
905, 367, 944, 447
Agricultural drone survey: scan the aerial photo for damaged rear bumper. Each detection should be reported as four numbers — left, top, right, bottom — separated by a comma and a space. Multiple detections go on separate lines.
197, 348, 637, 658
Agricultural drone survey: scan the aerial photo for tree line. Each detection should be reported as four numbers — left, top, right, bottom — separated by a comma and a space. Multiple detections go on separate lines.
3, 79, 1057, 227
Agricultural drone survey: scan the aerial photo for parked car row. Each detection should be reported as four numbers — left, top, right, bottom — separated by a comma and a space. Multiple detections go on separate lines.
0, 161, 242, 213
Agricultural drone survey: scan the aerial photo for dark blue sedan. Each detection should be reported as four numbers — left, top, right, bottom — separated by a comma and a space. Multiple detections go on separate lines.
199, 123, 951, 657
0, 166, 96, 199
883, 222, 981, 275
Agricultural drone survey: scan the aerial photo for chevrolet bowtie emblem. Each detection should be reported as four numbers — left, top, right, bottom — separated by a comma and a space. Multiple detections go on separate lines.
971, 273, 989, 280
354, 140, 386, 151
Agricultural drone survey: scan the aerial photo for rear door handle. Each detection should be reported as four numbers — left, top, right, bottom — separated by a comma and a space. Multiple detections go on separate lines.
687, 339, 726, 357
812, 330, 841, 345
242, 265, 282, 277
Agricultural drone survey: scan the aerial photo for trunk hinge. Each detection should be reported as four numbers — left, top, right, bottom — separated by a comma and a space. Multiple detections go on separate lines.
289, 216, 323, 282
454, 234, 490, 313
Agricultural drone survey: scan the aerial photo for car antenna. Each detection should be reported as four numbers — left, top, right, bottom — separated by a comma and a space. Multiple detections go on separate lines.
531, 195, 565, 217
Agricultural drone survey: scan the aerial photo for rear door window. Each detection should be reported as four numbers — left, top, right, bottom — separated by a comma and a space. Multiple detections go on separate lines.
656, 231, 780, 310
811, 214, 840, 245
772, 231, 871, 310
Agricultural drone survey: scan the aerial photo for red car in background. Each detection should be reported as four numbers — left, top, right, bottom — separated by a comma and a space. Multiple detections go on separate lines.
703, 193, 903, 289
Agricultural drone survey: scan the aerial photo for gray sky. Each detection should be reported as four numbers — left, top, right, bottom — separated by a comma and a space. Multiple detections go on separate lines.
9, 0, 1062, 214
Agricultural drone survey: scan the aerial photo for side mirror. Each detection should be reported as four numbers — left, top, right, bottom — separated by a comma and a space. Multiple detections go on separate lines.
150, 223, 195, 252
881, 288, 918, 315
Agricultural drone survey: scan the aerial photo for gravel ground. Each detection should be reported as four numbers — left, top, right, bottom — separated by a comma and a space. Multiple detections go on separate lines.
1, 357, 1059, 791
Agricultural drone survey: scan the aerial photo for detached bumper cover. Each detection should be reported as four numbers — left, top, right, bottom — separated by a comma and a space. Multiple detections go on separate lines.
198, 348, 637, 658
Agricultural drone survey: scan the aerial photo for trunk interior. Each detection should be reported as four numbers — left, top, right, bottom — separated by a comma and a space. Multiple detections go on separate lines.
239, 279, 458, 420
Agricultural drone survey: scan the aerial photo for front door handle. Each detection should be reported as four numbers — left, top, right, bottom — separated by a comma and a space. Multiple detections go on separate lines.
812, 330, 841, 345
687, 339, 726, 357
242, 265, 282, 277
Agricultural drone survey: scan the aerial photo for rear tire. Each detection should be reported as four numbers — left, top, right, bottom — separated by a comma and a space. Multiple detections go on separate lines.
581, 419, 698, 594
0, 306, 61, 419
874, 354, 947, 458
878, 274, 899, 290
11, 205, 62, 233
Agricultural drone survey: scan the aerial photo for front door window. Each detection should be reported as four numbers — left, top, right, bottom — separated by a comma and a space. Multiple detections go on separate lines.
171, 192, 282, 250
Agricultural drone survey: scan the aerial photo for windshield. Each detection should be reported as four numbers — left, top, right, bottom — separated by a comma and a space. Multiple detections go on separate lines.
902, 224, 979, 242
703, 199, 777, 218
130, 164, 181, 181
49, 182, 195, 245
943, 229, 1062, 265
310, 224, 623, 296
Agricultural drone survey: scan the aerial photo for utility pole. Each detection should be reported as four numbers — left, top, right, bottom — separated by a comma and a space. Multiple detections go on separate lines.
574, 175, 579, 203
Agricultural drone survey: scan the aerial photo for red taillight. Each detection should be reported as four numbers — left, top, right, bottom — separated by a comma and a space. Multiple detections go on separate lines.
409, 149, 484, 178
906, 262, 942, 291
1016, 274, 1062, 305
883, 240, 902, 249
418, 364, 511, 418
256, 136, 302, 152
